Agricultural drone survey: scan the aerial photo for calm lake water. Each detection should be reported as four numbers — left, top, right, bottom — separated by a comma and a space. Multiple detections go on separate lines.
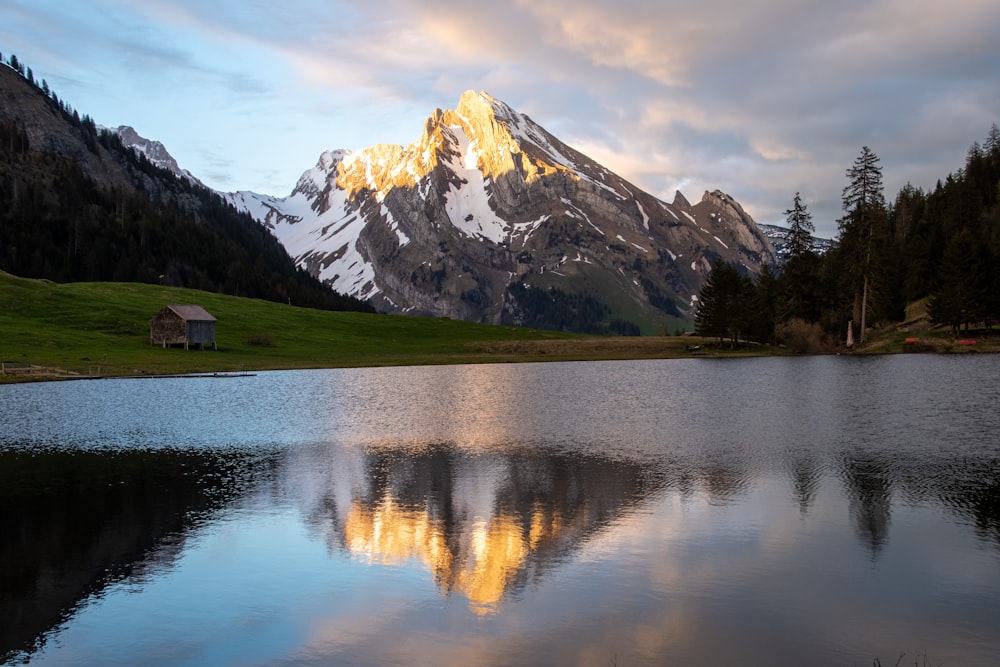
2, 355, 999, 666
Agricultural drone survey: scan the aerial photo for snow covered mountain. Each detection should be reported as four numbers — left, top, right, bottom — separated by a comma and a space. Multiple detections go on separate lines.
224, 91, 776, 332
759, 224, 834, 262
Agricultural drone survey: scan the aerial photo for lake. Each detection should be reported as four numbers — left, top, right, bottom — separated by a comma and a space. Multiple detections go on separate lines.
2, 355, 999, 666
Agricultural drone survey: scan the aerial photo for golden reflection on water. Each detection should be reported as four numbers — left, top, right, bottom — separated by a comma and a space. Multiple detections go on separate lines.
345, 363, 523, 451
342, 494, 564, 615
458, 515, 528, 615
343, 497, 450, 569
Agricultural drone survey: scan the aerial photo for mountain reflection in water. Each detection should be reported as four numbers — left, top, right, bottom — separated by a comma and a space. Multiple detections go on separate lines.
1, 357, 999, 666
5, 434, 1000, 662
302, 447, 659, 615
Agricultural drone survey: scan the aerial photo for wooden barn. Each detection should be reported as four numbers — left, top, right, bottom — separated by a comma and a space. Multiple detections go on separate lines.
150, 305, 217, 350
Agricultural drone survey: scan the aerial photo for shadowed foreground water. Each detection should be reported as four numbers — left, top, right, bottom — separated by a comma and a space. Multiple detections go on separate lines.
2, 355, 999, 666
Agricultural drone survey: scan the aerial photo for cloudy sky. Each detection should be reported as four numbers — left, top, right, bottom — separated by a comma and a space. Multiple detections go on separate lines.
3, 0, 998, 236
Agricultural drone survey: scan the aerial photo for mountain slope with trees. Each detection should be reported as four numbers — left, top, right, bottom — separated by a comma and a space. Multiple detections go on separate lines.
0, 54, 371, 312
696, 133, 1000, 349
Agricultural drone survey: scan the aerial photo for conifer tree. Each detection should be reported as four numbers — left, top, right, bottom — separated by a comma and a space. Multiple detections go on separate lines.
985, 124, 1000, 162
928, 228, 984, 334
695, 260, 754, 347
781, 193, 822, 322
751, 263, 780, 344
837, 146, 886, 343
784, 192, 815, 260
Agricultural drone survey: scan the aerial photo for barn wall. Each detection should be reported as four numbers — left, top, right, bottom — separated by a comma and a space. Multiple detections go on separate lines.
150, 311, 187, 346
186, 321, 216, 345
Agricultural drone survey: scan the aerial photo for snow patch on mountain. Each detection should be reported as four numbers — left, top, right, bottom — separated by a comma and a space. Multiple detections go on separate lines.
636, 200, 650, 230
277, 186, 381, 299
443, 124, 508, 243
227, 191, 288, 225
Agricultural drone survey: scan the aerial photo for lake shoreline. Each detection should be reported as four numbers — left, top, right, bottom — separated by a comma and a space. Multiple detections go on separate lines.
3, 272, 996, 385
3, 335, 996, 384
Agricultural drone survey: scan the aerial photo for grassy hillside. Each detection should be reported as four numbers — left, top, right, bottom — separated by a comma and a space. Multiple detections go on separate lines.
3, 272, 991, 381
2, 271, 723, 379
851, 297, 1000, 355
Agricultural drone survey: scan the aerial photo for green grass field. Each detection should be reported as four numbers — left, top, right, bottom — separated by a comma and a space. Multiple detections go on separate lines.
3, 272, 992, 381
0, 271, 618, 379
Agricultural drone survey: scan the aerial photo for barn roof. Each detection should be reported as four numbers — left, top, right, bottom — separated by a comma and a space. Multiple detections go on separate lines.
165, 304, 217, 322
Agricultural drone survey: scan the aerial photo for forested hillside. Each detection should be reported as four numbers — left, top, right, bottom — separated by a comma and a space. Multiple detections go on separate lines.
0, 54, 372, 312
696, 132, 1000, 348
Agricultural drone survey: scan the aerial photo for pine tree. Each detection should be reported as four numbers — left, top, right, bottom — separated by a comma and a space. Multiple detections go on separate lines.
838, 146, 886, 343
784, 192, 815, 260
929, 229, 982, 334
780, 192, 822, 322
985, 124, 1000, 162
695, 260, 754, 347
751, 263, 780, 344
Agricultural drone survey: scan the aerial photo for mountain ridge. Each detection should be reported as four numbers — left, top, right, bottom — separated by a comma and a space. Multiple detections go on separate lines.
106, 125, 204, 187
225, 90, 777, 332
0, 60, 370, 312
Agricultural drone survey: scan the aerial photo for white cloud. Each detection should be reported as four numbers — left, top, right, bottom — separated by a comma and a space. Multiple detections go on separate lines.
2, 0, 998, 236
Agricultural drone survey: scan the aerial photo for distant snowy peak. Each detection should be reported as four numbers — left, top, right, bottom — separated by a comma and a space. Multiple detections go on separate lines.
109, 125, 203, 186
759, 224, 834, 261
225, 190, 288, 227
292, 149, 351, 198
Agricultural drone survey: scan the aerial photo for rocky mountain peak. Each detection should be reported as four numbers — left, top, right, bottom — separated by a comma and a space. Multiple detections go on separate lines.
691, 189, 774, 268
109, 125, 202, 186
455, 90, 507, 121
700, 189, 748, 220
112, 126, 176, 168
224, 91, 777, 332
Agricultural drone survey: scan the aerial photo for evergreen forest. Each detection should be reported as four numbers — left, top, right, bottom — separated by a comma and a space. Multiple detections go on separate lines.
696, 134, 1000, 349
0, 53, 372, 313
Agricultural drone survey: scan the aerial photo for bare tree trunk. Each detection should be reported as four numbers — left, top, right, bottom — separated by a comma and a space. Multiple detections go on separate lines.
860, 274, 869, 343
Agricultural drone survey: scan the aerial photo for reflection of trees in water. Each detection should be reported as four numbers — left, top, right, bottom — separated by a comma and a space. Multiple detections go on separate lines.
318, 442, 1000, 594
838, 454, 893, 557
7, 437, 998, 659
936, 460, 1000, 548
788, 455, 822, 515
0, 446, 271, 663
658, 451, 753, 505
837, 451, 1000, 557
310, 441, 1000, 612
698, 460, 752, 504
